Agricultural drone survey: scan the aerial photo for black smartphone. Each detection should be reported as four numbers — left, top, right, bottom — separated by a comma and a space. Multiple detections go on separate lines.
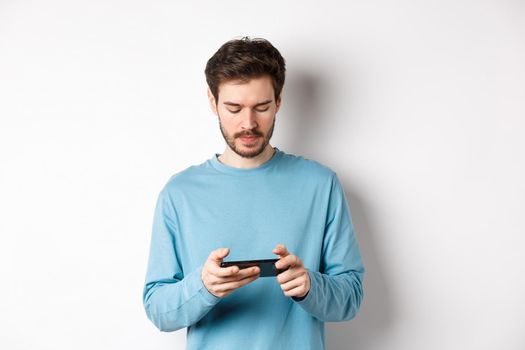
220, 258, 286, 277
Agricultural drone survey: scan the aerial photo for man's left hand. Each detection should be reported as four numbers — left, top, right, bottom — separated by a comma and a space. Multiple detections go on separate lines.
272, 244, 311, 299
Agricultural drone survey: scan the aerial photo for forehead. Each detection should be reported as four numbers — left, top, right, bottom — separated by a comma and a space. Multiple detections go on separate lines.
217, 75, 275, 103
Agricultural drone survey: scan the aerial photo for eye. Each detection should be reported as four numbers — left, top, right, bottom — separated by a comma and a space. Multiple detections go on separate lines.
227, 109, 241, 114
255, 107, 270, 112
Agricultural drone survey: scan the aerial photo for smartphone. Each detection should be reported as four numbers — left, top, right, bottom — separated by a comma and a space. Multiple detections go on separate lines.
220, 258, 286, 277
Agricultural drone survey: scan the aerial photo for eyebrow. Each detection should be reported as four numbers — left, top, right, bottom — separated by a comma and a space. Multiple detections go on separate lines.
223, 99, 273, 108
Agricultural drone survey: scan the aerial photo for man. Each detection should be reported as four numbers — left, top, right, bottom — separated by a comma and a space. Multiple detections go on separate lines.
143, 37, 365, 350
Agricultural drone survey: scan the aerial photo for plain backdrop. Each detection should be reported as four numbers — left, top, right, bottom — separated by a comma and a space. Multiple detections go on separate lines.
1, 1, 524, 349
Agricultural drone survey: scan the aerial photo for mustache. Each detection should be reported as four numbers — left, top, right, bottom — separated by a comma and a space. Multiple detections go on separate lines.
234, 129, 264, 138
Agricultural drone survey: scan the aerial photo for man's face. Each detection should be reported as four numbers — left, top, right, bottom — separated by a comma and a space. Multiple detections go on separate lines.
208, 75, 281, 159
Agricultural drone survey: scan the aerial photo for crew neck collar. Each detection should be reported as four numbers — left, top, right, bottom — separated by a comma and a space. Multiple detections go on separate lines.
210, 148, 283, 175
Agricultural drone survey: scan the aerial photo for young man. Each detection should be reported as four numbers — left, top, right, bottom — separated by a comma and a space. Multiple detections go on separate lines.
143, 37, 365, 350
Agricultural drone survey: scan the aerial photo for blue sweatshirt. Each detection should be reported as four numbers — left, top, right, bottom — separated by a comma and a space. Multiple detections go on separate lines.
143, 149, 365, 350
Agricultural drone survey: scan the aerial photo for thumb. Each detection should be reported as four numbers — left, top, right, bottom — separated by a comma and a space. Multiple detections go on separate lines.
209, 247, 230, 262
272, 244, 289, 257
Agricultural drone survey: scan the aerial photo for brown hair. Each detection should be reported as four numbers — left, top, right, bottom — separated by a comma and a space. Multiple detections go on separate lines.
205, 37, 286, 103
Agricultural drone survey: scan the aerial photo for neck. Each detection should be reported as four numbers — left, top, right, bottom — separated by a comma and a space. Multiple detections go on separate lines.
218, 145, 276, 169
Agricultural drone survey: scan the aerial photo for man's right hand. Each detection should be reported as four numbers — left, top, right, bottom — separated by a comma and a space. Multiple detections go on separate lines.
201, 248, 260, 298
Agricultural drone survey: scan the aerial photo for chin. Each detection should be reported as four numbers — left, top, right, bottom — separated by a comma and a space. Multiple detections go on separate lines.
234, 144, 266, 158
237, 150, 264, 159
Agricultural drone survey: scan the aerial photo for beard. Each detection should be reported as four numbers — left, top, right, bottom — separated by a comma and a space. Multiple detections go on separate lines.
219, 117, 275, 159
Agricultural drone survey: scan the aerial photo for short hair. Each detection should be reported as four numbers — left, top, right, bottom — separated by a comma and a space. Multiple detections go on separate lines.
205, 37, 286, 103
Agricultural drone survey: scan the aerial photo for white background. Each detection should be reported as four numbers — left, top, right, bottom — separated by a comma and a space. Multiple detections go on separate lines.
1, 1, 524, 349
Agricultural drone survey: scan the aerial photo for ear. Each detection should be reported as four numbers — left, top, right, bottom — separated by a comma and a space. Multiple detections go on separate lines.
207, 87, 218, 115
275, 93, 282, 114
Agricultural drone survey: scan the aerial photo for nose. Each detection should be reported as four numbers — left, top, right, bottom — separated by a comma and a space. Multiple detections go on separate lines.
239, 108, 258, 130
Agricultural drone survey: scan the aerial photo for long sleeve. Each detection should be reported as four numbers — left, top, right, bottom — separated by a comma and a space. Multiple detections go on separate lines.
142, 190, 220, 332
294, 173, 365, 321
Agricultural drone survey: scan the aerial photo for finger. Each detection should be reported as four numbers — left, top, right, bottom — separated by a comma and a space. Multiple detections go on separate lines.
207, 261, 239, 277
279, 276, 304, 292
276, 267, 303, 284
206, 248, 236, 276
283, 284, 309, 298
213, 273, 260, 293
208, 247, 230, 263
275, 254, 300, 270
214, 266, 260, 283
272, 243, 289, 257
236, 266, 260, 278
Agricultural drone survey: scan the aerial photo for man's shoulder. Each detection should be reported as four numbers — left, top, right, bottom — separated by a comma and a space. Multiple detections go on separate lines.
161, 159, 213, 193
279, 151, 336, 179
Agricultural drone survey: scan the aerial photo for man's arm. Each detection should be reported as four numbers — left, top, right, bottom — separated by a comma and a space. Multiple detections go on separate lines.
274, 173, 365, 322
143, 190, 260, 332
142, 190, 219, 332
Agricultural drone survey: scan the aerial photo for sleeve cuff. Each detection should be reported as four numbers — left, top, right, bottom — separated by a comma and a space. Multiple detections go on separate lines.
187, 266, 221, 306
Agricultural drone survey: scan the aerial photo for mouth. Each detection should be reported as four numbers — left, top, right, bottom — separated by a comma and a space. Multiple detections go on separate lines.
238, 135, 260, 144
